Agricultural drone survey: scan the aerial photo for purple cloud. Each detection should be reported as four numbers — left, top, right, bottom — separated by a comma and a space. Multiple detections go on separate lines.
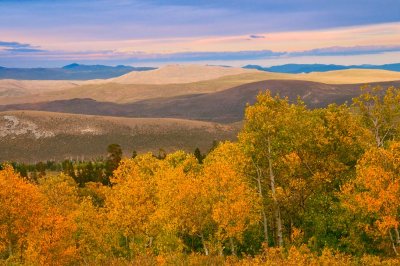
290, 45, 400, 56
5, 48, 46, 53
249, 35, 265, 39
0, 41, 34, 49
0, 41, 45, 53
128, 50, 284, 62
2, 43, 400, 67
118, 45, 400, 61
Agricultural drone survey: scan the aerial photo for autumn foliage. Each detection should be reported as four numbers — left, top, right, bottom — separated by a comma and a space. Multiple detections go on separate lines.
1, 86, 400, 265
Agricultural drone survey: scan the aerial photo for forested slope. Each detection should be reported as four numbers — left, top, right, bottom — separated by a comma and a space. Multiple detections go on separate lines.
1, 86, 400, 265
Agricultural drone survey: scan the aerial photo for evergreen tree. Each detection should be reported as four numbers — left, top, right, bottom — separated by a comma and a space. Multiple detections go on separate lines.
105, 144, 123, 183
194, 148, 203, 164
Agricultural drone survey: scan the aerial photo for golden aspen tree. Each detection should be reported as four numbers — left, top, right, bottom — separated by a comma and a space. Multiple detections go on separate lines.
203, 142, 261, 255
25, 212, 78, 266
74, 198, 112, 264
353, 86, 400, 147
25, 174, 80, 265
105, 154, 159, 258
341, 142, 400, 255
153, 151, 204, 254
0, 165, 44, 262
277, 104, 370, 248
38, 174, 80, 215
239, 91, 305, 247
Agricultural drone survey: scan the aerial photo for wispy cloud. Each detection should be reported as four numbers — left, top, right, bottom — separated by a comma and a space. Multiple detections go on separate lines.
290, 45, 400, 57
1, 22, 400, 66
0, 41, 33, 49
1, 0, 399, 42
122, 45, 400, 61
11, 22, 397, 57
3, 43, 399, 64
0, 41, 45, 53
5, 48, 46, 53
128, 50, 285, 62
249, 35, 265, 39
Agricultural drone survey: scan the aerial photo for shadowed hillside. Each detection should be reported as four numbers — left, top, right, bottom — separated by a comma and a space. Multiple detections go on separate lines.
2, 80, 399, 123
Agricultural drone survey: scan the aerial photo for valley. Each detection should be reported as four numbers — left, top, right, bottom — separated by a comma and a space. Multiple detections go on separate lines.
1, 64, 400, 161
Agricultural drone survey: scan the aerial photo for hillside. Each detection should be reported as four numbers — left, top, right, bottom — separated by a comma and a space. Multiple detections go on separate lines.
2, 80, 399, 123
299, 69, 400, 84
0, 79, 84, 97
109, 64, 261, 84
99, 66, 400, 85
2, 67, 400, 105
0, 71, 289, 105
0, 111, 238, 162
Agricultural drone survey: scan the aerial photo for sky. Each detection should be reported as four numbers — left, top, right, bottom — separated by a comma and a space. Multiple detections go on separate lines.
0, 0, 400, 67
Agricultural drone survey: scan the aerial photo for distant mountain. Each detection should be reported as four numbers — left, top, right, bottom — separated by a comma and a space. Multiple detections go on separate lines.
243, 63, 400, 73
358, 63, 400, 72
0, 64, 156, 80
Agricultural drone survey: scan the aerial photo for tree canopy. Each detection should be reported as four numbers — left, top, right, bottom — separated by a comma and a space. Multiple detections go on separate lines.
1, 86, 400, 265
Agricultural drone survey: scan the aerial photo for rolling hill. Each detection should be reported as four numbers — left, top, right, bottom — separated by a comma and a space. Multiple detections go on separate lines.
2, 64, 400, 162
109, 67, 400, 85
296, 69, 400, 84
2, 67, 400, 105
109, 64, 261, 84
2, 80, 399, 123
0, 70, 287, 105
0, 111, 238, 162
0, 79, 84, 97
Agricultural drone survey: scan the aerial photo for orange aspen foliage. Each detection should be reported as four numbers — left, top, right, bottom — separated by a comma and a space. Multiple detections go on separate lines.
203, 142, 261, 253
105, 154, 159, 256
0, 165, 44, 262
341, 142, 400, 255
25, 174, 80, 265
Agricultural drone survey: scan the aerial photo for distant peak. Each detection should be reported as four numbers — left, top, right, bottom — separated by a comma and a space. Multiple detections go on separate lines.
62, 63, 80, 69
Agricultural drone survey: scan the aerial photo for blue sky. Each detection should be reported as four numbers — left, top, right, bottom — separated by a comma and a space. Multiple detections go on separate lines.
0, 0, 399, 67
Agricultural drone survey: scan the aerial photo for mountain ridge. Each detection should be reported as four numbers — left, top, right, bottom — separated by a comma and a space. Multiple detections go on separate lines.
0, 64, 156, 80
243, 63, 400, 73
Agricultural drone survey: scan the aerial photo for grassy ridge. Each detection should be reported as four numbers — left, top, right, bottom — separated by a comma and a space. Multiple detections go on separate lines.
0, 111, 238, 162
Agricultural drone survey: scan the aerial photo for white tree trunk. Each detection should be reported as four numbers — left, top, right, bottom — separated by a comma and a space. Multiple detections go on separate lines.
268, 136, 283, 247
